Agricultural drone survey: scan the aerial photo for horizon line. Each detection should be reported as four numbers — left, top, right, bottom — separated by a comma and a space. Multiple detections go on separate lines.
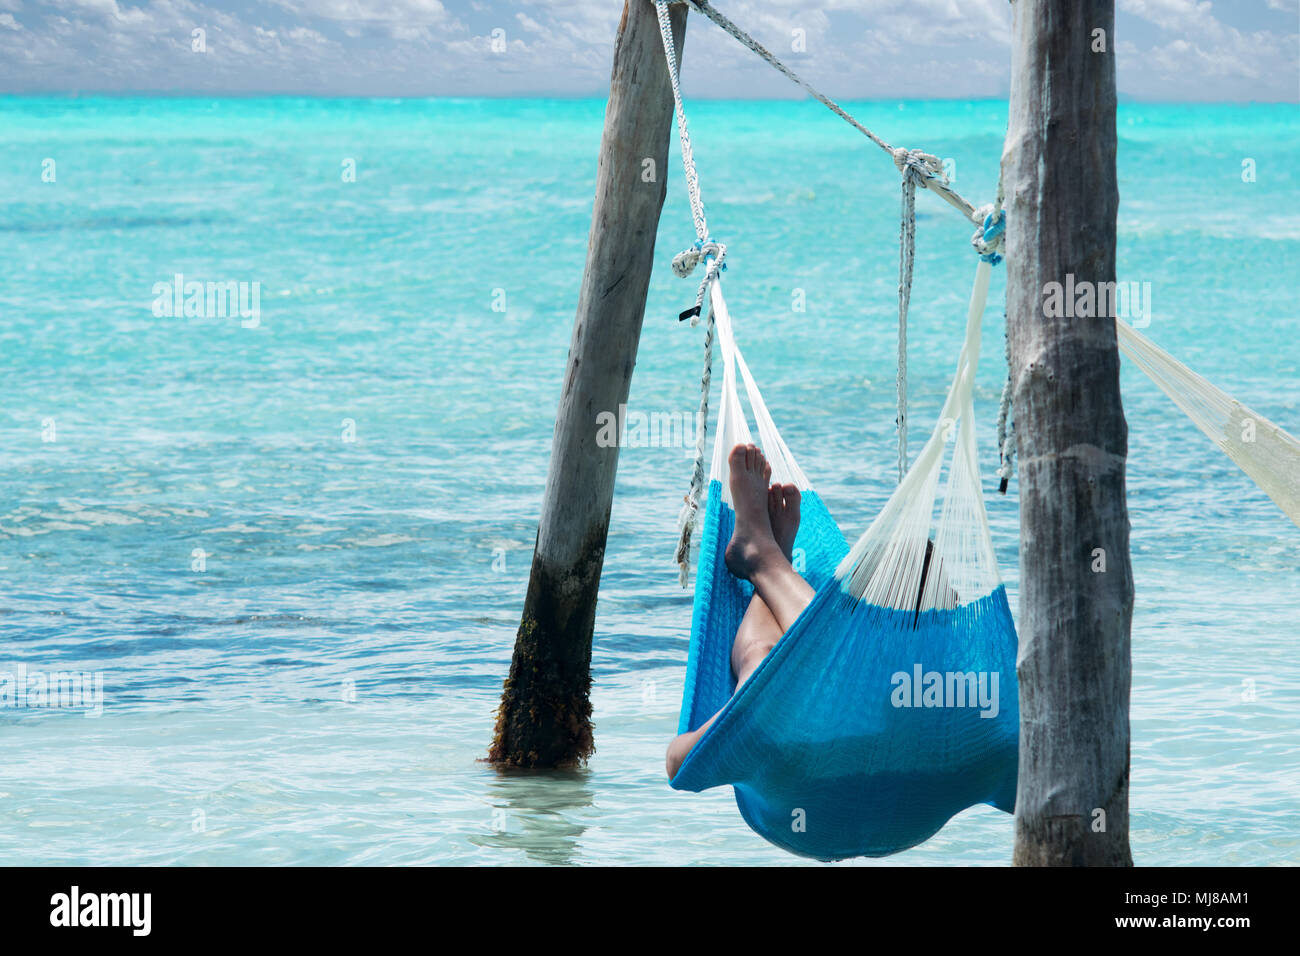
2, 91, 1296, 107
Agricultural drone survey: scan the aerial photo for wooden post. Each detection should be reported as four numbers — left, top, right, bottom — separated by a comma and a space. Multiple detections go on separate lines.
1005, 0, 1134, 864
488, 0, 687, 769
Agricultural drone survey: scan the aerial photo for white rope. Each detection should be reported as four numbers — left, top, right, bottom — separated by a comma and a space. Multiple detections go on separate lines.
655, 0, 725, 583
671, 239, 727, 324
893, 149, 946, 484
663, 0, 1300, 540
693, 0, 893, 156
706, 278, 811, 495
675, 309, 714, 585
686, 0, 979, 222
838, 260, 1003, 609
654, 0, 725, 329
676, 0, 1017, 486
897, 180, 912, 485
656, 2, 707, 244
671, 240, 725, 279
695, 0, 1017, 484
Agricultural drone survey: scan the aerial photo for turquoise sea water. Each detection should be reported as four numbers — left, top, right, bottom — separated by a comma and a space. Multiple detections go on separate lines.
0, 97, 1297, 865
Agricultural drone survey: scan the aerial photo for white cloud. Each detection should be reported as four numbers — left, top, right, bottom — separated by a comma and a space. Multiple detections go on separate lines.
288, 26, 328, 44
48, 0, 149, 23
0, 0, 1291, 98
277, 0, 450, 25
1119, 0, 1296, 94
514, 13, 543, 36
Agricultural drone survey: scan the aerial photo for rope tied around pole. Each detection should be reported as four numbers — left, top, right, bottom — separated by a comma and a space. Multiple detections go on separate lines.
972, 203, 1007, 265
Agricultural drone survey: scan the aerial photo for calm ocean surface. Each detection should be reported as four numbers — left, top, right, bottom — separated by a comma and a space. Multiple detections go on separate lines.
0, 97, 1297, 865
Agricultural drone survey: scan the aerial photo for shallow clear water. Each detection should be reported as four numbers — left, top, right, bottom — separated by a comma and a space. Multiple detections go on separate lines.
0, 97, 1297, 865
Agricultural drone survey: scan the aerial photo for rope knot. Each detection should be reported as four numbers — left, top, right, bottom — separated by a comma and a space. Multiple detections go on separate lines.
671, 238, 727, 324
671, 238, 727, 278
971, 203, 1006, 265
892, 148, 946, 188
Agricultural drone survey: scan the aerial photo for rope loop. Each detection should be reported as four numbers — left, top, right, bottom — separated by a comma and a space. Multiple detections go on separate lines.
672, 238, 727, 324
892, 148, 947, 189
971, 203, 1006, 265
671, 238, 727, 278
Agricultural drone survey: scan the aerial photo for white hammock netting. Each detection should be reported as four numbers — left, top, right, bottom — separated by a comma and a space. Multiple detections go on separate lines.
1116, 320, 1300, 529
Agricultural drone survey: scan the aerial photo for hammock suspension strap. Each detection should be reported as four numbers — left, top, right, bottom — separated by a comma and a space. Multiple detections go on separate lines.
687, 0, 1019, 482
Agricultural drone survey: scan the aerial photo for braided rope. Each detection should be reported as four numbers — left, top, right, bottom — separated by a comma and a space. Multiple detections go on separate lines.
897, 174, 915, 484
675, 309, 715, 585
689, 0, 893, 155
655, 0, 723, 583
672, 238, 727, 324
684, 0, 1024, 484
893, 149, 945, 483
656, 1, 1021, 534
657, 2, 727, 318
687, 0, 979, 221
655, 1, 708, 245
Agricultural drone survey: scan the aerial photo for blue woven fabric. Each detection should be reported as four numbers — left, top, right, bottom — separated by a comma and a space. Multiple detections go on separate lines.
671, 479, 1019, 861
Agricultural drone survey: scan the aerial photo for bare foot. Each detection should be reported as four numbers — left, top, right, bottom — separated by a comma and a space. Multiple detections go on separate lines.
767, 483, 802, 561
724, 444, 782, 581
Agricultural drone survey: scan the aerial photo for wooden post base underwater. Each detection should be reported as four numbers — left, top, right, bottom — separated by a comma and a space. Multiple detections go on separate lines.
1005, 0, 1135, 865
489, 0, 688, 769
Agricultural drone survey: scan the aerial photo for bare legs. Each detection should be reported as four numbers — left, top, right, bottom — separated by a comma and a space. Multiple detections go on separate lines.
665, 444, 816, 780
722, 445, 815, 632
729, 468, 805, 684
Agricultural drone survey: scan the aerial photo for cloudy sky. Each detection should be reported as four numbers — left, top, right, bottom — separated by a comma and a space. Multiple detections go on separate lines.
0, 0, 1296, 100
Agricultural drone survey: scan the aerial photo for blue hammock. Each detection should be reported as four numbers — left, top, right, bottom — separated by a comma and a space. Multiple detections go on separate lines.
669, 261, 1020, 862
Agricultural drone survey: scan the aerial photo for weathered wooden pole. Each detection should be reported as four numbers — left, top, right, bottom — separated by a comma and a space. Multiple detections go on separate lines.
488, 0, 687, 768
1005, 0, 1134, 864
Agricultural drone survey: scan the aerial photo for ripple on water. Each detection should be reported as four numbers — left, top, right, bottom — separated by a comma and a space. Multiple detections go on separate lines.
1, 98, 1298, 864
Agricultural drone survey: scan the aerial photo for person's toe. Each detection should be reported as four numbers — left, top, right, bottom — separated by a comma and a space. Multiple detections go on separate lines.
729, 443, 747, 473
783, 484, 801, 512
